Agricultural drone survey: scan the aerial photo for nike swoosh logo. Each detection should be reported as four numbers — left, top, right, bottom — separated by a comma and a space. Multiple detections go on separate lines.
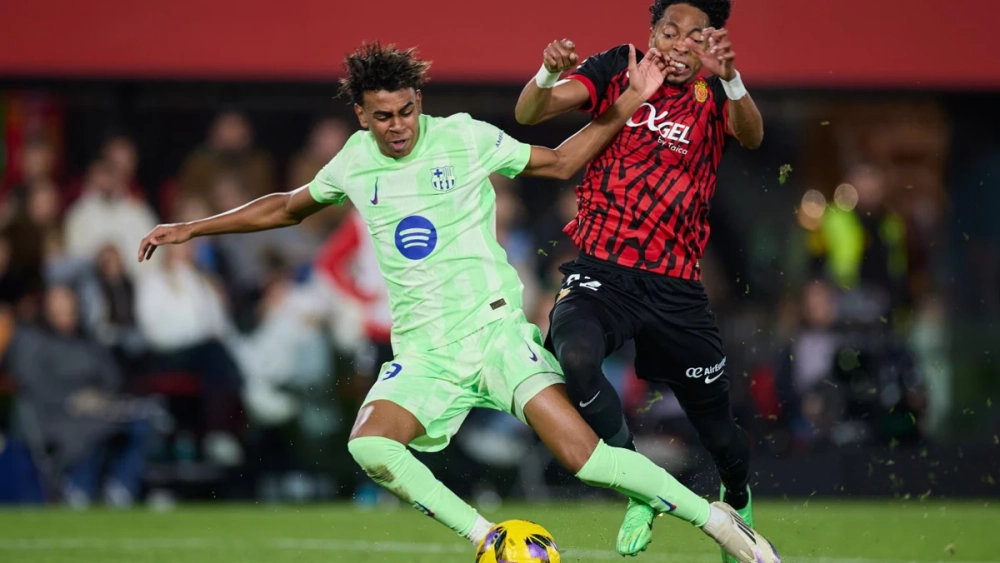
527, 344, 537, 362
370, 178, 379, 205
705, 372, 724, 384
657, 496, 677, 512
579, 391, 601, 408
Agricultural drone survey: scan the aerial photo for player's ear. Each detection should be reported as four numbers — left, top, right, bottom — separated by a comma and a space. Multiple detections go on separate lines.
354, 103, 368, 129
648, 25, 656, 48
415, 90, 423, 113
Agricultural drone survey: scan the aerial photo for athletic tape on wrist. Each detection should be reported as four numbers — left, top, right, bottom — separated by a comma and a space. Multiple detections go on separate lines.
535, 64, 561, 89
720, 71, 747, 100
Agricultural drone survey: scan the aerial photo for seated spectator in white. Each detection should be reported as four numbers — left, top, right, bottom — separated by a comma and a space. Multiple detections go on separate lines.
6, 285, 154, 508
134, 241, 244, 463
229, 251, 331, 427
64, 159, 158, 278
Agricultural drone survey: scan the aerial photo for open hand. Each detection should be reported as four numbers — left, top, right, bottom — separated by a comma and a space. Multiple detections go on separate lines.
685, 28, 736, 80
626, 44, 669, 101
137, 223, 193, 263
543, 39, 578, 73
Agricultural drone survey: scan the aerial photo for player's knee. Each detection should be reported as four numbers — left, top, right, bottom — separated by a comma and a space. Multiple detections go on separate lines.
552, 322, 606, 400
347, 436, 406, 485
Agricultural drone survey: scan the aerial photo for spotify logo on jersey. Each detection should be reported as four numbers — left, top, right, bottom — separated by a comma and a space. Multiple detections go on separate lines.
395, 216, 438, 260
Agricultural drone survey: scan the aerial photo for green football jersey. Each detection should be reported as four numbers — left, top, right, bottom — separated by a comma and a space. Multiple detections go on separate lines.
309, 113, 532, 354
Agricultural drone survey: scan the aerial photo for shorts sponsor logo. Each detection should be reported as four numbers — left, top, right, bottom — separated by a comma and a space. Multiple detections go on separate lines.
685, 357, 726, 384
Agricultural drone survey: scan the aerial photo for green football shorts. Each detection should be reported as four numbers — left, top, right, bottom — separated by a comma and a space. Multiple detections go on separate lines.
360, 309, 564, 452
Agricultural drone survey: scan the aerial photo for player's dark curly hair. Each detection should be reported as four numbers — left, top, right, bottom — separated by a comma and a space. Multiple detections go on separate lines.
649, 0, 731, 29
338, 41, 431, 106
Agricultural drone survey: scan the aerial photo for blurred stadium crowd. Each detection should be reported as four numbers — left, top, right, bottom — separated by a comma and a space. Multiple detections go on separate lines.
0, 87, 996, 508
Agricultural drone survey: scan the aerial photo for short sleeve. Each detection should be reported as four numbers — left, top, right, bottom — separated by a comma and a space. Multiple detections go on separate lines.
468, 118, 532, 178
308, 149, 350, 205
568, 45, 631, 115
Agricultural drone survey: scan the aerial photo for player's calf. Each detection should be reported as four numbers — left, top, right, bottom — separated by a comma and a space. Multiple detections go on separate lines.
347, 403, 493, 546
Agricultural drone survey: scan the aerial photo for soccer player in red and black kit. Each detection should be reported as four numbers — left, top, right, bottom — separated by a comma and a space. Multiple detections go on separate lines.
515, 0, 763, 558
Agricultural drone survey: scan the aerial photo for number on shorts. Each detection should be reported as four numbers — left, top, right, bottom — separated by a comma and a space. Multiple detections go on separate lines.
381, 363, 402, 381
566, 273, 602, 291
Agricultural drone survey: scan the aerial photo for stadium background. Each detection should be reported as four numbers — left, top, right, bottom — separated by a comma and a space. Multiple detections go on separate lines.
0, 0, 998, 517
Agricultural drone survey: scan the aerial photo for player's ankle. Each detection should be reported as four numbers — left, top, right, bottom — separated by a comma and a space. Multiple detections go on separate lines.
465, 515, 495, 546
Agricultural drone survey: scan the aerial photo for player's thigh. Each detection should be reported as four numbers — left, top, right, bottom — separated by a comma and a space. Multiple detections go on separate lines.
633, 309, 729, 407
544, 265, 638, 357
358, 351, 477, 453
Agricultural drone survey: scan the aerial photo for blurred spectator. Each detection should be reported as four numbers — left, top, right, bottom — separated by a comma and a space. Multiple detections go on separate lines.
90, 244, 145, 375
230, 251, 332, 427
313, 206, 392, 402
774, 279, 843, 448
134, 241, 244, 463
289, 118, 353, 235
206, 175, 323, 329
288, 118, 351, 189
2, 137, 58, 222
807, 163, 909, 318
6, 285, 155, 508
0, 180, 57, 317
178, 111, 275, 205
63, 160, 158, 278
102, 135, 144, 197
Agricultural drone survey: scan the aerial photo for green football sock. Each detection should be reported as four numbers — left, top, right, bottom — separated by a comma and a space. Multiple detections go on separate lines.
348, 436, 491, 542
577, 440, 711, 527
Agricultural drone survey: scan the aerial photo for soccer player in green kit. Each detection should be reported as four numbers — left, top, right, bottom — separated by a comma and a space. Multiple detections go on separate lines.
137, 41, 778, 563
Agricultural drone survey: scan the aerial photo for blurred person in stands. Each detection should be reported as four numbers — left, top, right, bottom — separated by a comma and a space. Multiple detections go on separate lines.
313, 205, 392, 404
808, 162, 909, 320
288, 118, 354, 236
134, 239, 244, 465
5, 285, 155, 508
90, 244, 145, 376
288, 118, 352, 189
178, 111, 276, 204
1, 136, 58, 221
0, 180, 57, 318
102, 134, 144, 199
773, 279, 843, 449
206, 175, 323, 329
64, 159, 158, 278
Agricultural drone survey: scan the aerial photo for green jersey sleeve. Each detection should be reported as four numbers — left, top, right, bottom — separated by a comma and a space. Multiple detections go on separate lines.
468, 117, 532, 179
308, 149, 350, 205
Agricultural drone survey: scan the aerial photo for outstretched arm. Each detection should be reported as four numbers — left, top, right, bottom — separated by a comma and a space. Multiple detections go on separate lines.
520, 45, 666, 180
137, 186, 326, 262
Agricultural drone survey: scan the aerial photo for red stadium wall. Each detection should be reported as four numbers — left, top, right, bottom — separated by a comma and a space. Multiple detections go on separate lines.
1, 0, 997, 88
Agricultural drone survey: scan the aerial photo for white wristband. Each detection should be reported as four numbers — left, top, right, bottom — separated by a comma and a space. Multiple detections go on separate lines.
534, 64, 561, 89
720, 71, 747, 100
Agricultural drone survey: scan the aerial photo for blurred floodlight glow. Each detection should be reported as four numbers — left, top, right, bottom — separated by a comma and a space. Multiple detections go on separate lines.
834, 183, 859, 211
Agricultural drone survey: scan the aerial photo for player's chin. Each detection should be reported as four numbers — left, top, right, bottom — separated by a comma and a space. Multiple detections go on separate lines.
665, 71, 694, 86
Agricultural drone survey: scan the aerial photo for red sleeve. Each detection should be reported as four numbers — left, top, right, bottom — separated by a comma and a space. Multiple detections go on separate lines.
568, 74, 598, 115
567, 45, 631, 116
314, 215, 370, 302
707, 75, 735, 137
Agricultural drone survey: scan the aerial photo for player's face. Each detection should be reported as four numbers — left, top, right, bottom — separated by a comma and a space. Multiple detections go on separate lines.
649, 3, 710, 85
355, 89, 423, 158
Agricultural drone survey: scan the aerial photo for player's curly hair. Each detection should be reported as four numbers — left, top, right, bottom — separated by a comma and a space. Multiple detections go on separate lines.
649, 0, 731, 29
338, 41, 431, 106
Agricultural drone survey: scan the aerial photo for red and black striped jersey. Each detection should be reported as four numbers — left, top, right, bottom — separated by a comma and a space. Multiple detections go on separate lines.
565, 44, 734, 280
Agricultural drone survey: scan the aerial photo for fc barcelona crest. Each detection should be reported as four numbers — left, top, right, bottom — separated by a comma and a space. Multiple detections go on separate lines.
430, 166, 457, 192
693, 79, 709, 103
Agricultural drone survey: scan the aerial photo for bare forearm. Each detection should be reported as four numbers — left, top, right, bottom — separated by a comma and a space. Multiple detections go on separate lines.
727, 94, 763, 149
187, 193, 299, 237
515, 81, 554, 125
551, 89, 642, 175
